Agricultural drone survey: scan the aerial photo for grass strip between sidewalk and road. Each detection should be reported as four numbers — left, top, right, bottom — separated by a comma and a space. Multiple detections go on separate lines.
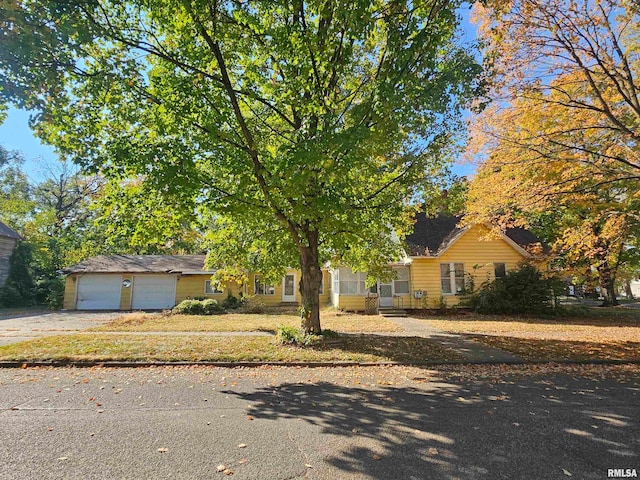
0, 334, 460, 363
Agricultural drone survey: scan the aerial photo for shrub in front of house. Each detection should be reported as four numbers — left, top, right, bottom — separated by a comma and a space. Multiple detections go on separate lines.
466, 264, 559, 315
173, 299, 225, 315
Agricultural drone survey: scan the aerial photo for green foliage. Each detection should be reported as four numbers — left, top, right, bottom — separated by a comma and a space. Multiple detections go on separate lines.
0, 242, 34, 307
466, 264, 559, 315
0, 0, 485, 332
220, 294, 243, 310
275, 325, 319, 346
173, 299, 225, 315
36, 276, 65, 309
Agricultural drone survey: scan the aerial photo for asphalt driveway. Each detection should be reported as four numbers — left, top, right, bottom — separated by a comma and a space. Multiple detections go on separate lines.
0, 311, 121, 346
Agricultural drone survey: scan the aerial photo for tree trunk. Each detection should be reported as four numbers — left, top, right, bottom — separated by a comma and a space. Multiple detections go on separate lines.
597, 262, 619, 307
625, 280, 634, 300
298, 232, 323, 335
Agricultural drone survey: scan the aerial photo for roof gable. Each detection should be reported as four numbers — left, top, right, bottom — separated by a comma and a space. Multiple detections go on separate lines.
405, 213, 543, 258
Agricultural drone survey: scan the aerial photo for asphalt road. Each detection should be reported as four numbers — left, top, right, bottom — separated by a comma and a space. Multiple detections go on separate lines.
0, 365, 638, 480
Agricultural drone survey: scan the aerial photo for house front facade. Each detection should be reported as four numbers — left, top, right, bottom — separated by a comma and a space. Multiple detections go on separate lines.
330, 214, 543, 310
62, 214, 543, 311
62, 254, 331, 310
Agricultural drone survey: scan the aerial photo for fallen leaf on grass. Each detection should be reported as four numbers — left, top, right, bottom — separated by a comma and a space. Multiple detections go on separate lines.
428, 447, 439, 456
372, 454, 381, 460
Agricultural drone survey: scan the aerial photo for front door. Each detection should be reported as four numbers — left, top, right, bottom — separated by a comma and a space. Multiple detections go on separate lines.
379, 282, 393, 307
282, 274, 296, 302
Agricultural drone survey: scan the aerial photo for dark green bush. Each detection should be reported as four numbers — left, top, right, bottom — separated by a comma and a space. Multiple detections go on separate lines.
221, 293, 243, 310
466, 264, 559, 315
173, 298, 225, 315
0, 242, 35, 307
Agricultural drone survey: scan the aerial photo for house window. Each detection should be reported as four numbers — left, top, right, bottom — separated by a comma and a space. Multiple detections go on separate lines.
205, 280, 223, 295
393, 267, 409, 295
339, 269, 360, 295
494, 263, 506, 279
254, 276, 275, 295
440, 263, 465, 294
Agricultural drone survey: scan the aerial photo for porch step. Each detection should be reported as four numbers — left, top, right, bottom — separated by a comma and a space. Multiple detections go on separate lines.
378, 308, 408, 318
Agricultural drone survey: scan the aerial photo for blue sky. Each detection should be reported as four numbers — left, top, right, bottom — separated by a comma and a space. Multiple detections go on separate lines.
0, 5, 479, 182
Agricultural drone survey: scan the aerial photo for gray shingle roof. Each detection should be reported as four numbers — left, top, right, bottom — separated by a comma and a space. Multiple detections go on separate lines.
63, 255, 209, 274
0, 221, 21, 240
405, 213, 543, 257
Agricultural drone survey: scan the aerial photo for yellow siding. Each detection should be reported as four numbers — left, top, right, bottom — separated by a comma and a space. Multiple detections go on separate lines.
62, 267, 333, 310
247, 269, 331, 306
408, 224, 528, 307
175, 274, 243, 303
63, 275, 76, 310
120, 274, 133, 310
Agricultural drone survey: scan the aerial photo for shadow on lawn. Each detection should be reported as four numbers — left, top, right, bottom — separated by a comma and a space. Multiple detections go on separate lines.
467, 334, 640, 362
225, 371, 639, 479
308, 333, 462, 362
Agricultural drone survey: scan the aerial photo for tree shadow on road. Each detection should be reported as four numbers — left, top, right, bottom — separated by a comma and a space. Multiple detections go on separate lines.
224, 370, 639, 479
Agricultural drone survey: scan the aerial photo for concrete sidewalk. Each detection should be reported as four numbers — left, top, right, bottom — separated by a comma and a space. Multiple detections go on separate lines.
382, 316, 522, 363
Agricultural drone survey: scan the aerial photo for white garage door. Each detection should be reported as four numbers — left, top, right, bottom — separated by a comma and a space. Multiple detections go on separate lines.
131, 275, 177, 310
76, 275, 122, 310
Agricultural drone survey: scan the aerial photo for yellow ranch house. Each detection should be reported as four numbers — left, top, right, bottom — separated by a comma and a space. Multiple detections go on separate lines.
62, 214, 543, 312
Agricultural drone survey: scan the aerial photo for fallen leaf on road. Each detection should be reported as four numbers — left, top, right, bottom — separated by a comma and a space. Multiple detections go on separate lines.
247, 415, 254, 421
57, 457, 68, 461
305, 464, 313, 468
223, 469, 234, 475
157, 448, 168, 453
372, 454, 381, 460
562, 469, 572, 476
238, 444, 247, 449
237, 459, 247, 465
216, 465, 226, 472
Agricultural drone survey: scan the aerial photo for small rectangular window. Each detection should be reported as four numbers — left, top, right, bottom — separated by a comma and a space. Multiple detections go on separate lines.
494, 263, 506, 279
205, 280, 223, 295
254, 276, 275, 295
393, 267, 409, 295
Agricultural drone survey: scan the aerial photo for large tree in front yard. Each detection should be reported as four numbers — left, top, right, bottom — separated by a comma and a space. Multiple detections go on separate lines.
0, 0, 483, 333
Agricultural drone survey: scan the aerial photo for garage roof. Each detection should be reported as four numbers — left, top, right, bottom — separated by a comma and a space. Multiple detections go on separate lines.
63, 254, 209, 274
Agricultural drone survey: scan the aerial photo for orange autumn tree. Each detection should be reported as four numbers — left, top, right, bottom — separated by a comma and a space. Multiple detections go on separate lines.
465, 0, 640, 305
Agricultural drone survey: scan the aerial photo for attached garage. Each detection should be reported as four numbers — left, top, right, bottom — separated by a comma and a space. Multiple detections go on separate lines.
131, 275, 177, 310
76, 274, 122, 310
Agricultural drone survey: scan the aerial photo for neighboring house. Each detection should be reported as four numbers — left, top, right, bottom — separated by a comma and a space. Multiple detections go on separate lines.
62, 214, 543, 311
0, 221, 21, 287
62, 254, 331, 310
630, 280, 640, 299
